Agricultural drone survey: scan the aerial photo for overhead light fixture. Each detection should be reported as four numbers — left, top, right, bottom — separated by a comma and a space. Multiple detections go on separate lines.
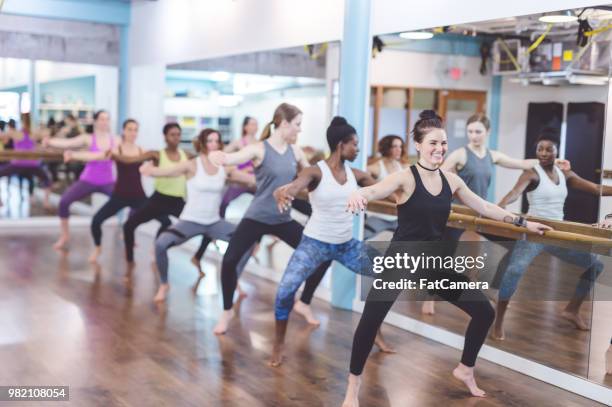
538, 10, 578, 24
398, 31, 434, 40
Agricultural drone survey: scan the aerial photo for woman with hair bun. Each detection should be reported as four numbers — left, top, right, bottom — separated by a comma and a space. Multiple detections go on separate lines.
341, 110, 551, 404
268, 116, 394, 367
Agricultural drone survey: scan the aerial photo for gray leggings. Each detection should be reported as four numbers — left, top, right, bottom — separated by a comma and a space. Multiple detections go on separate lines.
155, 219, 252, 284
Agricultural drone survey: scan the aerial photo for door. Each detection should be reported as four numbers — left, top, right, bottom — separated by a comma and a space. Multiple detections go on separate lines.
438, 90, 487, 153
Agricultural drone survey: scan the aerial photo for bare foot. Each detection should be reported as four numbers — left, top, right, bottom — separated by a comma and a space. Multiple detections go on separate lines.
606, 345, 612, 375
293, 300, 320, 326
190, 256, 205, 277
341, 374, 361, 407
421, 300, 435, 315
213, 309, 234, 335
374, 331, 396, 353
88, 246, 102, 263
452, 363, 486, 397
561, 310, 589, 331
53, 235, 69, 251
268, 344, 284, 367
154, 284, 169, 302
237, 284, 248, 299
491, 320, 505, 341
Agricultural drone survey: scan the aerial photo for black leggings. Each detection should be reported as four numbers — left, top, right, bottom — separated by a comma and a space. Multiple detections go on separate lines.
221, 217, 330, 310
91, 195, 147, 246
123, 192, 185, 262
350, 271, 494, 375
195, 198, 320, 305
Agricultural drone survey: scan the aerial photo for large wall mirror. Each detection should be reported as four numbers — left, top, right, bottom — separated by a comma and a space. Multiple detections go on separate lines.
362, 5, 612, 386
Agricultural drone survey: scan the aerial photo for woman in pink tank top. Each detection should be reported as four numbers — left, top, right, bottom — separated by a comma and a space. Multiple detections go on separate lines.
43, 110, 120, 250
0, 113, 52, 208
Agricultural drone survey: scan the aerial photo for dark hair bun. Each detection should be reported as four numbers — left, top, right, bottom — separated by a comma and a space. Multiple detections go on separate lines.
419, 110, 440, 121
330, 116, 348, 127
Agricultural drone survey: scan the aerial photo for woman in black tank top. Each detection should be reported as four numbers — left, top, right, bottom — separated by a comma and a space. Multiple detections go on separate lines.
341, 111, 552, 406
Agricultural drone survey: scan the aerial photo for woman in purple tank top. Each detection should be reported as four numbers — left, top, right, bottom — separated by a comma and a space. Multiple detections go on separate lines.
0, 113, 52, 209
63, 119, 147, 263
43, 110, 121, 250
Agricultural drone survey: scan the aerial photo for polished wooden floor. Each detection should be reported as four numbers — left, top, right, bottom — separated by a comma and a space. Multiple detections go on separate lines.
0, 226, 604, 406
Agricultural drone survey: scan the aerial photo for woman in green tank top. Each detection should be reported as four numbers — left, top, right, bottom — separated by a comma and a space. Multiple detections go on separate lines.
116, 122, 189, 264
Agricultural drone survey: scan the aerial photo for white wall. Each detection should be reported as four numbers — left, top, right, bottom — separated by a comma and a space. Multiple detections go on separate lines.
370, 50, 491, 90
496, 79, 608, 212
229, 86, 329, 151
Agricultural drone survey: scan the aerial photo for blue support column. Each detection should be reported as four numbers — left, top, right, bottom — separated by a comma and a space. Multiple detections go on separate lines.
331, 0, 373, 310
487, 75, 502, 202
28, 60, 40, 126
118, 25, 130, 132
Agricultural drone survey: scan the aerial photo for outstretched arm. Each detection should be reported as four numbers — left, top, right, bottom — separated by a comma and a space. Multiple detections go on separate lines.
113, 150, 158, 164
565, 170, 612, 196
346, 170, 406, 213
450, 172, 551, 234
209, 143, 260, 166
139, 159, 193, 178
497, 170, 537, 208
492, 151, 571, 171
44, 133, 90, 149
64, 150, 108, 163
273, 166, 321, 213
226, 166, 256, 188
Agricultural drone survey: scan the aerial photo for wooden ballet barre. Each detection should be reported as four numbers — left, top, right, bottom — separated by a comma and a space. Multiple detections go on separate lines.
365, 200, 612, 252
0, 150, 64, 162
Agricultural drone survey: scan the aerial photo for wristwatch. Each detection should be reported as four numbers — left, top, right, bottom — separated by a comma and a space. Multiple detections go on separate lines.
513, 216, 526, 227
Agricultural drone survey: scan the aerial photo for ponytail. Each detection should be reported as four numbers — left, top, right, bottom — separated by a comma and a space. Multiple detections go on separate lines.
259, 121, 273, 141
259, 103, 302, 141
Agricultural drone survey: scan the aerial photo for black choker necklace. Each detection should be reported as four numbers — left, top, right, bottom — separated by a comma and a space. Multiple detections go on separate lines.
417, 162, 438, 172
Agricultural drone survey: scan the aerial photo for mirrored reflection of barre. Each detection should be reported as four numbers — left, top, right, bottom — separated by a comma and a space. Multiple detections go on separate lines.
0, 150, 64, 162
364, 201, 612, 250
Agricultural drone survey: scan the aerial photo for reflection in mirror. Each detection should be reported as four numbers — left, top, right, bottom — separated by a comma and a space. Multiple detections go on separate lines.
589, 43, 612, 386
0, 59, 119, 220
159, 43, 339, 292
363, 5, 612, 382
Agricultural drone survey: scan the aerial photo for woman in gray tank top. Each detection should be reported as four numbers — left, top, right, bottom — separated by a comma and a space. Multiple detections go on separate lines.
209, 103, 331, 335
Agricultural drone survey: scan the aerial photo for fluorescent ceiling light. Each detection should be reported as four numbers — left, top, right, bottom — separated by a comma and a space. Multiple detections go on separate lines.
538, 10, 577, 24
398, 31, 434, 40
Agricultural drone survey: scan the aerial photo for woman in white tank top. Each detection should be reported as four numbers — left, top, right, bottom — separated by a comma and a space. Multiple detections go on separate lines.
494, 133, 612, 340
268, 117, 394, 367
139, 129, 255, 302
